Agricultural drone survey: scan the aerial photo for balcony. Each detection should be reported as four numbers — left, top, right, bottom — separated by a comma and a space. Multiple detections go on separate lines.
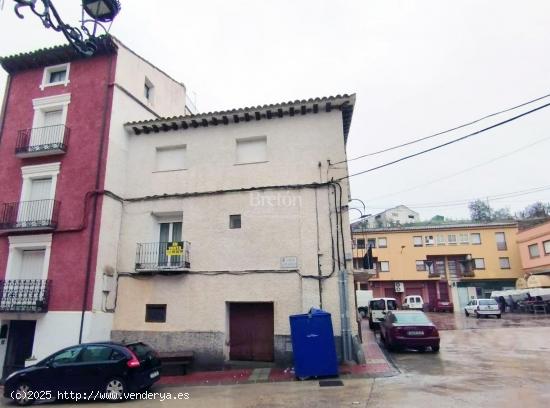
135, 241, 191, 274
15, 125, 70, 158
0, 280, 51, 313
426, 256, 475, 279
0, 200, 60, 232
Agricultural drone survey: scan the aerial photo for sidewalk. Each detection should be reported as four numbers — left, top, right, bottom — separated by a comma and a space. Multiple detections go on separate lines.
159, 323, 397, 387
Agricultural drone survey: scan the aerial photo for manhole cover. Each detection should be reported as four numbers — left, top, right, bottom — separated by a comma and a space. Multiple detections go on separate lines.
319, 380, 344, 387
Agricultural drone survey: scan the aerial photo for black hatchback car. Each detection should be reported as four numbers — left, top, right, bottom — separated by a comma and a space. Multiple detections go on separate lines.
4, 341, 161, 406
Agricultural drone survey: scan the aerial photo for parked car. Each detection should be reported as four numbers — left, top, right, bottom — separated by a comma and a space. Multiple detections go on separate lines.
379, 311, 440, 352
368, 297, 398, 330
433, 299, 454, 313
464, 298, 501, 318
4, 342, 161, 406
402, 295, 424, 310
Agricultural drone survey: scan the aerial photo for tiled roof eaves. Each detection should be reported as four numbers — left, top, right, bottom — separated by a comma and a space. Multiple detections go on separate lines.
1, 36, 118, 74
124, 94, 356, 141
352, 222, 518, 233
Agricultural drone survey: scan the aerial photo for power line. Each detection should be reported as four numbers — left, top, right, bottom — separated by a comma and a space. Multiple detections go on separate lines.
338, 101, 550, 181
364, 135, 550, 203
365, 184, 550, 210
332, 91, 550, 166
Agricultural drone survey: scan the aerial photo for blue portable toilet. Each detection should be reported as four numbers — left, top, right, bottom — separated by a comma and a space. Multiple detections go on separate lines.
289, 308, 339, 379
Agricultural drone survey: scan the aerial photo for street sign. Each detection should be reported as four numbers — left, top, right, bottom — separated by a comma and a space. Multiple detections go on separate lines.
166, 242, 184, 257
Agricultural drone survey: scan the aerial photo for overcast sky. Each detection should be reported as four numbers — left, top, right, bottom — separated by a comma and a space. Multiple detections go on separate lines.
1, 0, 549, 221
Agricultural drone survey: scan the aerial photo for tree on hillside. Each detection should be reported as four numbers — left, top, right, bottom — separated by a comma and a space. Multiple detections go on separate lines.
492, 207, 514, 221
431, 215, 445, 223
518, 202, 550, 219
468, 200, 492, 222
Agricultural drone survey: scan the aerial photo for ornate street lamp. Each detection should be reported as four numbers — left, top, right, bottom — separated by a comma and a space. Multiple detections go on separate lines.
12, 0, 121, 56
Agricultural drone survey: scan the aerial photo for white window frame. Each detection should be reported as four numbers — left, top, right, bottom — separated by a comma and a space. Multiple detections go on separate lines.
378, 237, 387, 248
235, 136, 268, 165
474, 258, 485, 269
152, 212, 183, 242
470, 233, 481, 245
436, 235, 446, 245
459, 233, 469, 244
528, 244, 540, 258
32, 93, 71, 130
413, 236, 422, 247
154, 145, 187, 173
40, 63, 70, 90
5, 234, 53, 280
19, 163, 61, 203
448, 234, 457, 245
499, 257, 511, 269
379, 261, 390, 272
544, 240, 550, 255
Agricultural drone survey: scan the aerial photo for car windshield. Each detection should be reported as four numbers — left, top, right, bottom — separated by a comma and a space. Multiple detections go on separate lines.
387, 300, 398, 310
370, 299, 386, 310
479, 299, 497, 305
394, 313, 431, 324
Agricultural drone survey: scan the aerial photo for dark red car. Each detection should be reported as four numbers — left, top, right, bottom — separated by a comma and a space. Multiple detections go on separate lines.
433, 300, 454, 313
380, 311, 440, 352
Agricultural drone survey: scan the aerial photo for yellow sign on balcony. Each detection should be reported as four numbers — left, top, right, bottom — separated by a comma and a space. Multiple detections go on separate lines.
166, 242, 183, 257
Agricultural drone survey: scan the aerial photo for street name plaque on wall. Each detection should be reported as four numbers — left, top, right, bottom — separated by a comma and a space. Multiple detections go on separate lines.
280, 256, 298, 269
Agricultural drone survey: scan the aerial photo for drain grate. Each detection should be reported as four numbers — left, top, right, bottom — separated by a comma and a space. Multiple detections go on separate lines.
319, 380, 344, 387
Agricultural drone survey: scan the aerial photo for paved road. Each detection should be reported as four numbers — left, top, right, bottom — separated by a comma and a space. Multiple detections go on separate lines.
2, 314, 550, 407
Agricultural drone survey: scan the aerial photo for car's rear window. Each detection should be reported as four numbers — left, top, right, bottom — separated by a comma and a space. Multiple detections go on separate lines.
370, 300, 386, 310
479, 299, 497, 305
394, 313, 431, 324
126, 343, 153, 359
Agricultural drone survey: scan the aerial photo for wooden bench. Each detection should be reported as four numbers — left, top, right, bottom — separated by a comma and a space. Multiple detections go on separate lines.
158, 351, 195, 375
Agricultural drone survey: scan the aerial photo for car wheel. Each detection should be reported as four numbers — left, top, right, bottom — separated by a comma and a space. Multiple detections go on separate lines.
105, 377, 126, 402
432, 346, 440, 352
384, 335, 394, 351
475, 312, 480, 319
13, 382, 34, 406
497, 314, 502, 319
464, 310, 469, 317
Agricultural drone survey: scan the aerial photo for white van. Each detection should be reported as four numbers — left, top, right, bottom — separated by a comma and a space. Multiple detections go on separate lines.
367, 298, 398, 330
402, 295, 424, 310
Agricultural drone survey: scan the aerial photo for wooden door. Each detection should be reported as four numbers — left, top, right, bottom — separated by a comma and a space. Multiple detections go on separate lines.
229, 303, 274, 362
438, 282, 450, 302
427, 281, 438, 309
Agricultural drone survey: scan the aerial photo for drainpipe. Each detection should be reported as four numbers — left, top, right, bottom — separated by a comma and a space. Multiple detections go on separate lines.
78, 52, 116, 344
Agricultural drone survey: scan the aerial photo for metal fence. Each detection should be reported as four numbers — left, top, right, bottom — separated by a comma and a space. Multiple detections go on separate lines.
0, 200, 60, 230
135, 241, 191, 271
0, 280, 51, 313
16, 125, 70, 155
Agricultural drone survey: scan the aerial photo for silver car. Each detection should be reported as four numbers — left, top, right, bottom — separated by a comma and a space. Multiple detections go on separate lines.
464, 298, 501, 318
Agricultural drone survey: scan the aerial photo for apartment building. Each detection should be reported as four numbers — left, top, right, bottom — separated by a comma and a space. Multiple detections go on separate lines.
516, 220, 550, 287
363, 205, 419, 228
352, 222, 522, 311
0, 37, 190, 376
110, 95, 359, 367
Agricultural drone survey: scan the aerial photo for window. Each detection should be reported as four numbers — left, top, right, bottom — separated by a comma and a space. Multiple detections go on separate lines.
459, 233, 469, 244
448, 234, 457, 245
41, 63, 70, 89
424, 235, 435, 246
51, 347, 82, 365
144, 77, 154, 102
155, 146, 186, 172
378, 237, 387, 248
229, 214, 241, 229
544, 240, 550, 255
471, 233, 481, 245
379, 261, 390, 272
495, 232, 507, 250
81, 346, 113, 363
474, 258, 485, 269
236, 136, 267, 164
356, 239, 365, 249
367, 238, 376, 248
499, 257, 511, 269
413, 236, 422, 247
416, 260, 426, 271
145, 304, 167, 323
436, 235, 445, 245
528, 244, 540, 258
32, 94, 70, 136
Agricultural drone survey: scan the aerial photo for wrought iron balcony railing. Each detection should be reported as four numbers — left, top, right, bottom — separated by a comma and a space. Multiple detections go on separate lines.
15, 125, 70, 158
0, 200, 60, 231
0, 280, 51, 313
135, 241, 191, 273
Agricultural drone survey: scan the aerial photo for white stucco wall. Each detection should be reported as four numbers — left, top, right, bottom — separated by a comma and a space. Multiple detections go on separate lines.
113, 110, 356, 340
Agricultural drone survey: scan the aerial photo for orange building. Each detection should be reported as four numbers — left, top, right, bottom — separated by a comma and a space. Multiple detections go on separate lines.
516, 220, 550, 286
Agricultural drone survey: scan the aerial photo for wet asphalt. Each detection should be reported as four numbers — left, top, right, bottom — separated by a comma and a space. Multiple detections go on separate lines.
3, 313, 550, 407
